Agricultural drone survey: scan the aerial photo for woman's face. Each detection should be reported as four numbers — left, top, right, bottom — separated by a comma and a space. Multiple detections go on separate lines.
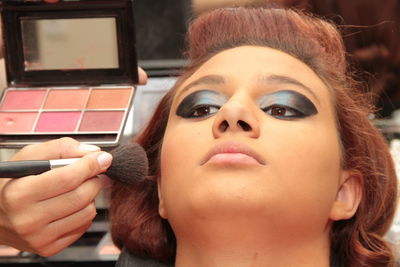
159, 46, 345, 238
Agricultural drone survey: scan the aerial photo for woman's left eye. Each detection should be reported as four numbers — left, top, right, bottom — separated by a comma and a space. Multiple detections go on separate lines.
263, 105, 304, 119
259, 90, 318, 120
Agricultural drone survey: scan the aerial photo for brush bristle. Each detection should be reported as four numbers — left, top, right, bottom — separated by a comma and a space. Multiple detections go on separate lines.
106, 143, 148, 185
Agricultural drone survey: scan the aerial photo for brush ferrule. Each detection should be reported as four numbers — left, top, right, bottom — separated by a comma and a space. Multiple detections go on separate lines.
50, 158, 80, 169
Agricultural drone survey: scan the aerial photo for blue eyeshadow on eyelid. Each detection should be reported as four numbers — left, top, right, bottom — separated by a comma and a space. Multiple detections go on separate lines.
258, 90, 318, 115
176, 90, 227, 117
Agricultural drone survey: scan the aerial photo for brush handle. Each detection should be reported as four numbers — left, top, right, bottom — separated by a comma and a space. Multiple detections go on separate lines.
0, 159, 79, 178
0, 161, 50, 178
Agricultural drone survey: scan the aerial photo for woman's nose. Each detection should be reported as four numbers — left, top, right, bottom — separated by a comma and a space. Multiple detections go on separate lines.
212, 100, 260, 138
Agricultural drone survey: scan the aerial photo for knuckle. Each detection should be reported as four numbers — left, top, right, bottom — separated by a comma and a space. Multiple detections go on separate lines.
18, 144, 34, 155
28, 237, 50, 253
58, 137, 79, 151
55, 168, 85, 192
1, 185, 25, 211
85, 156, 100, 176
85, 203, 97, 220
76, 203, 97, 227
37, 250, 52, 257
58, 137, 75, 144
70, 187, 91, 208
12, 144, 37, 160
54, 172, 76, 193
35, 246, 56, 257
12, 216, 38, 236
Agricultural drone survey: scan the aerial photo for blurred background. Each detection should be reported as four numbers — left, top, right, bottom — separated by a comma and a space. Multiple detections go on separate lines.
136, 0, 400, 117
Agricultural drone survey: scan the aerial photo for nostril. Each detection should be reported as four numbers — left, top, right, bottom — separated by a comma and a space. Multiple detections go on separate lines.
219, 120, 229, 132
238, 120, 251, 131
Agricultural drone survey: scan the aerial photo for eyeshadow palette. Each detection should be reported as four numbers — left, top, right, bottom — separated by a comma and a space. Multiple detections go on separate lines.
0, 0, 138, 147
0, 87, 133, 145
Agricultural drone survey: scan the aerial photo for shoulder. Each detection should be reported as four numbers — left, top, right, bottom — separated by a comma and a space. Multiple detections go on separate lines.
116, 247, 173, 267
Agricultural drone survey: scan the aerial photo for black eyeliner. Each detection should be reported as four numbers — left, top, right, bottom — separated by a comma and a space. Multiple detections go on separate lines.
259, 90, 318, 118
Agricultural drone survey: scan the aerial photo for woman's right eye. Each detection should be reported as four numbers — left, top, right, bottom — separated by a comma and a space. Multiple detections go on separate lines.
176, 90, 226, 119
189, 105, 220, 118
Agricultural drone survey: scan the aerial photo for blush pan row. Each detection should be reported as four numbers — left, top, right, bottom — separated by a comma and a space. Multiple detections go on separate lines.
0, 87, 134, 146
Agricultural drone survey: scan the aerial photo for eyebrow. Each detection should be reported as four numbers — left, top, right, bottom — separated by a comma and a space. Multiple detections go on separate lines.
176, 73, 319, 103
176, 75, 226, 100
258, 74, 320, 103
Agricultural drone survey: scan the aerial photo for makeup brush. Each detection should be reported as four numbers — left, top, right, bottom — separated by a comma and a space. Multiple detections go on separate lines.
0, 143, 148, 185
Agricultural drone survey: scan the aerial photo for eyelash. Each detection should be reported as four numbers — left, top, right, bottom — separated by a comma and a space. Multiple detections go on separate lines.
185, 104, 305, 120
262, 104, 305, 119
187, 104, 220, 118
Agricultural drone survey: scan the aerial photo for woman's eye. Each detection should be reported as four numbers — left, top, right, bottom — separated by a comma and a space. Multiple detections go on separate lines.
190, 105, 219, 118
258, 90, 318, 120
263, 105, 304, 119
270, 106, 287, 116
176, 90, 226, 119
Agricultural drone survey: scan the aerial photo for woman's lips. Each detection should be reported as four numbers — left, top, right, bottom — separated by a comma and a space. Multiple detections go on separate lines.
206, 153, 261, 165
200, 141, 266, 166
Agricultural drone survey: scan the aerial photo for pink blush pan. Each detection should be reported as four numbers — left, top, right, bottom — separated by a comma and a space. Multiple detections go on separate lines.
0, 90, 46, 110
86, 88, 131, 109
44, 89, 89, 109
0, 113, 38, 132
35, 112, 81, 132
79, 111, 124, 132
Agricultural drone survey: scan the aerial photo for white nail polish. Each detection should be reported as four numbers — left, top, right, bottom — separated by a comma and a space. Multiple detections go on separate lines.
97, 153, 112, 169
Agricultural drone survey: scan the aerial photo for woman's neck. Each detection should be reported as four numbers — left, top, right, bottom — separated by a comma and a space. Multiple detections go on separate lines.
173, 219, 331, 267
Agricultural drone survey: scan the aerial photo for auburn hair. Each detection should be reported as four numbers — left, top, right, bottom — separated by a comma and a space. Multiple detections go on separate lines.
110, 6, 397, 267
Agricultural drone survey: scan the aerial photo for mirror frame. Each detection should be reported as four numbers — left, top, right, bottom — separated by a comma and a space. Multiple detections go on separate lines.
1, 0, 138, 87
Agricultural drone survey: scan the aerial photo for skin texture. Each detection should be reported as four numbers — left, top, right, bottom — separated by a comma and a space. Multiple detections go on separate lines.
158, 46, 362, 267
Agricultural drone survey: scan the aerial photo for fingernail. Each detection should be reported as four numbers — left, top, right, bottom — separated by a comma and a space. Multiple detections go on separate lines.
97, 152, 112, 169
98, 174, 112, 188
79, 144, 100, 152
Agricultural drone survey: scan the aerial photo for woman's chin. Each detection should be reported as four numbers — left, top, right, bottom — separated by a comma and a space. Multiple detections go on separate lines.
174, 187, 278, 221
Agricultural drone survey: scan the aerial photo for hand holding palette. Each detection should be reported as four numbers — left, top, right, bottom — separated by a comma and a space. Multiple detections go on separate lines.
0, 0, 138, 147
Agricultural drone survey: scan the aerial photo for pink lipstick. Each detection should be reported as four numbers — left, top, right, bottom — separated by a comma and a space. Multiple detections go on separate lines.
201, 141, 266, 166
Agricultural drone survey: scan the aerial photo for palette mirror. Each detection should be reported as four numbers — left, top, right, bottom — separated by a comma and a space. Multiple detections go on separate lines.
21, 18, 119, 71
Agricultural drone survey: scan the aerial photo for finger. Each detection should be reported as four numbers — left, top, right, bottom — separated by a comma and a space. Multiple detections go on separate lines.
36, 176, 109, 223
0, 228, 32, 252
138, 67, 148, 85
31, 202, 96, 256
47, 202, 96, 241
40, 224, 92, 257
12, 137, 99, 161
5, 152, 112, 202
4, 201, 96, 256
0, 177, 108, 241
33, 152, 111, 200
34, 221, 93, 257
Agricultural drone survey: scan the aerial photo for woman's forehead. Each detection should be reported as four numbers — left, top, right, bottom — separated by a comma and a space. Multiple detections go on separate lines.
174, 46, 331, 104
